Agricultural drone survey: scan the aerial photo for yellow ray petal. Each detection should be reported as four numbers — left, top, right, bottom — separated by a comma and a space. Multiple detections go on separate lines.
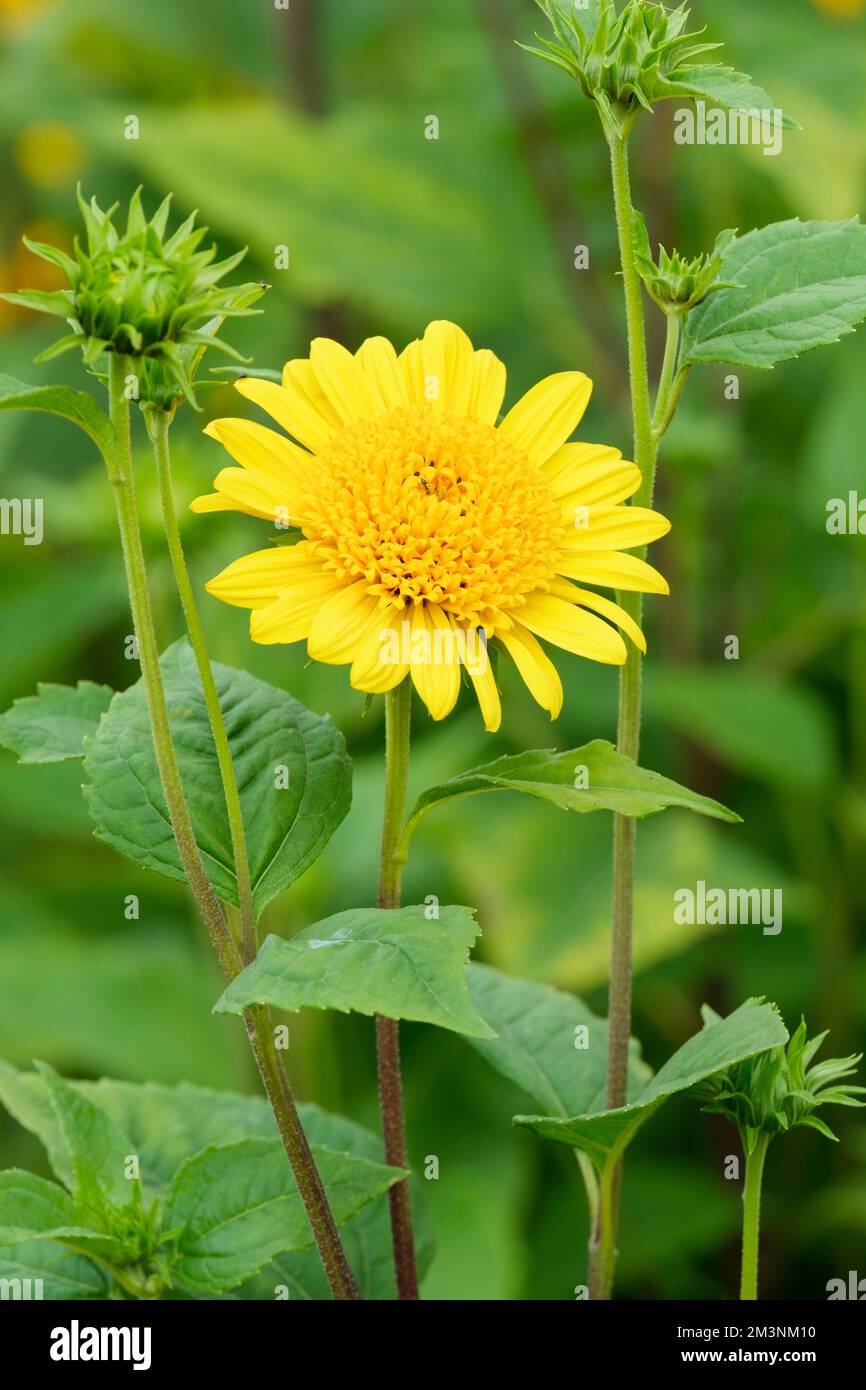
469, 657, 501, 733
190, 466, 295, 523
557, 583, 646, 653
205, 543, 320, 610
203, 417, 312, 492
499, 622, 563, 718
467, 348, 507, 425
307, 581, 380, 665
555, 549, 670, 594
519, 592, 627, 665
234, 372, 336, 454
398, 337, 425, 404
356, 336, 410, 409
543, 442, 640, 504
421, 320, 474, 416
498, 371, 592, 464
350, 610, 409, 693
560, 504, 671, 552
310, 337, 379, 423
250, 570, 344, 645
409, 603, 461, 721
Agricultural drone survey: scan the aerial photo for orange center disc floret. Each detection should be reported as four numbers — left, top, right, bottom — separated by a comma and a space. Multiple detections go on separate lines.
299, 404, 565, 631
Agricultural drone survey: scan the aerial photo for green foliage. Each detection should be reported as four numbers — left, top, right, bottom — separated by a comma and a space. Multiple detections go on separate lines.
464, 962, 651, 1114
0, 1064, 406, 1299
0, 375, 115, 464
514, 998, 788, 1168
215, 906, 495, 1039
0, 681, 112, 763
681, 219, 866, 369
402, 739, 740, 852
633, 212, 737, 314
698, 1015, 865, 1153
165, 1137, 402, 1295
527, 1, 791, 137
82, 641, 352, 914
1, 189, 266, 406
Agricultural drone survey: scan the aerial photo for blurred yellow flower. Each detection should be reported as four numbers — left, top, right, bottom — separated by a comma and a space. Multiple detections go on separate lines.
14, 121, 87, 190
0, 0, 57, 31
811, 0, 865, 17
194, 321, 669, 731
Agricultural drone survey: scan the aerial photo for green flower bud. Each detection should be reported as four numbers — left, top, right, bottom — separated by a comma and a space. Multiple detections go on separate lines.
525, 0, 722, 136
697, 1013, 865, 1156
632, 211, 738, 313
2, 186, 267, 408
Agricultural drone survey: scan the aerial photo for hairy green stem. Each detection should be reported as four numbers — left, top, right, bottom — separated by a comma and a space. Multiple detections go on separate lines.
740, 1133, 771, 1301
106, 357, 240, 980
376, 678, 419, 1300
106, 360, 359, 1300
146, 407, 257, 964
588, 128, 661, 1300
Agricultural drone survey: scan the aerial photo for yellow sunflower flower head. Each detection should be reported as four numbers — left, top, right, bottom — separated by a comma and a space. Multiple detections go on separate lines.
192, 321, 670, 732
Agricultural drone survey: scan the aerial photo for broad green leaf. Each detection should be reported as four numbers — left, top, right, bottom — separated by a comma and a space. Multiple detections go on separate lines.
165, 1137, 404, 1295
0, 1239, 109, 1299
681, 218, 866, 370
464, 963, 651, 1117
82, 640, 352, 914
0, 1068, 433, 1300
0, 1171, 98, 1247
671, 67, 798, 129
403, 740, 739, 847
0, 375, 115, 464
34, 1063, 135, 1216
515, 998, 789, 1169
214, 905, 495, 1039
0, 681, 113, 764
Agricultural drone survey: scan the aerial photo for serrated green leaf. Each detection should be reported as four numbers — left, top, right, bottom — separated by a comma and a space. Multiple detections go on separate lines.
165, 1136, 404, 1295
214, 905, 494, 1039
681, 219, 866, 370
0, 375, 115, 465
515, 998, 789, 1169
82, 640, 352, 914
0, 1239, 109, 1299
34, 1063, 135, 1217
403, 740, 739, 849
0, 1171, 99, 1247
0, 1068, 434, 1301
0, 681, 113, 764
463, 962, 651, 1117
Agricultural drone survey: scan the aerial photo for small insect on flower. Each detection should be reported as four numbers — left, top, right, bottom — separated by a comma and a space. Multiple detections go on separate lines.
193, 321, 670, 731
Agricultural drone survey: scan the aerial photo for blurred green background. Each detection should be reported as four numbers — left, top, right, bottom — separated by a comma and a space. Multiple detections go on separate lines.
0, 0, 864, 1300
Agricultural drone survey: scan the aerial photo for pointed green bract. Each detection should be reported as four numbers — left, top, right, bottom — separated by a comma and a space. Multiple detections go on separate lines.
215, 905, 495, 1039
1, 189, 266, 408
82, 641, 352, 915
0, 681, 113, 764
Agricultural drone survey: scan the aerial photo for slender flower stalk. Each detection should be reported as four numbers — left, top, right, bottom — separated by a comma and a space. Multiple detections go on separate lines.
587, 125, 660, 1299
145, 406, 258, 963
739, 1131, 770, 1301
106, 359, 360, 1300
106, 356, 241, 980
376, 679, 420, 1300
